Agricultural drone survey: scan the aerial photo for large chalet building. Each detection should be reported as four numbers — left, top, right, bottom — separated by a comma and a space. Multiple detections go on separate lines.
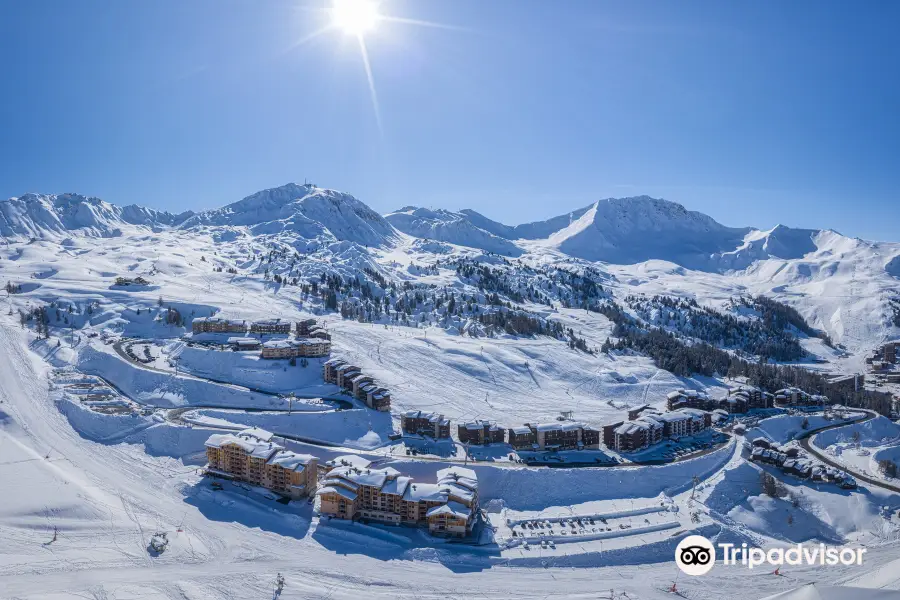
316, 463, 479, 537
204, 428, 318, 499
260, 338, 331, 359
322, 358, 391, 412
609, 407, 712, 452
192, 317, 247, 334
250, 319, 292, 335
612, 415, 665, 452
401, 410, 451, 439
506, 422, 600, 451
457, 420, 505, 445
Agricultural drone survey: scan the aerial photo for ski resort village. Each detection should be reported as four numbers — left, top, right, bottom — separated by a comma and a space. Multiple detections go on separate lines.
4, 186, 900, 600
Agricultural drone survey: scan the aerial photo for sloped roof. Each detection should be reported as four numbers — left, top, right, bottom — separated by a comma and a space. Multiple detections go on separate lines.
267, 450, 315, 471
426, 500, 472, 520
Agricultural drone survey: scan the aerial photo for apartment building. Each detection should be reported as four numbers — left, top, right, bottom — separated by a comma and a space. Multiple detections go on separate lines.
726, 384, 772, 412
400, 410, 451, 438
774, 387, 827, 407
322, 359, 391, 412
192, 317, 247, 334
250, 319, 292, 335
364, 387, 391, 412
613, 415, 664, 452
537, 422, 601, 450
323, 358, 347, 384
308, 327, 332, 341
351, 375, 374, 399
507, 422, 600, 451
228, 337, 261, 351
581, 425, 601, 449
204, 428, 318, 499
508, 425, 537, 450
296, 318, 318, 337
324, 454, 372, 473
602, 421, 624, 448
885, 342, 898, 364
666, 389, 718, 411
260, 338, 332, 359
458, 420, 505, 445
316, 463, 479, 537
335, 365, 362, 389
657, 408, 711, 438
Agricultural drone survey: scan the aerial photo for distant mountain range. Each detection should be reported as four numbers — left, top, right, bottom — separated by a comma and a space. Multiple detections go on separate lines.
4, 184, 899, 279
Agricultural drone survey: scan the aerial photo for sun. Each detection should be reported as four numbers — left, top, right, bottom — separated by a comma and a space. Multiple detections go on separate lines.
331, 0, 380, 35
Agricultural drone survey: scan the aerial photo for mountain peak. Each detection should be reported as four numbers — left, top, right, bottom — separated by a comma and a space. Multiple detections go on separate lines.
0, 192, 191, 240
181, 183, 398, 247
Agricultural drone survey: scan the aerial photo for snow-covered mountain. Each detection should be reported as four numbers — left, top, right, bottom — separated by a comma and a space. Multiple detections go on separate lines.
0, 192, 193, 241
384, 206, 522, 256
180, 183, 398, 247
3, 184, 899, 355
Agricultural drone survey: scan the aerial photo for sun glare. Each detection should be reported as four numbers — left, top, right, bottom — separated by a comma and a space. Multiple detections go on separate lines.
332, 0, 380, 35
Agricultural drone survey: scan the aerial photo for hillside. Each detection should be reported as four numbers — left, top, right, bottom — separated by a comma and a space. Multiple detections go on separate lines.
2, 183, 899, 369
0, 192, 193, 241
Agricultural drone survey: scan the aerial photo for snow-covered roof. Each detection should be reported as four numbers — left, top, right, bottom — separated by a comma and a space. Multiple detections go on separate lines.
252, 318, 286, 325
510, 425, 533, 435
193, 316, 245, 325
325, 454, 371, 470
262, 339, 293, 349
322, 476, 359, 491
205, 433, 281, 460
437, 466, 478, 491
240, 427, 274, 442
227, 337, 260, 346
381, 475, 412, 497
426, 501, 472, 520
534, 421, 584, 432
660, 408, 707, 421
615, 415, 663, 435
403, 482, 446, 502
267, 450, 315, 471
329, 466, 397, 489
316, 486, 358, 501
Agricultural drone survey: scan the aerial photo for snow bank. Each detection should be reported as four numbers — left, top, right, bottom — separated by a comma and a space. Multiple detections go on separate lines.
173, 345, 339, 396
56, 397, 216, 460
746, 414, 841, 444
474, 440, 734, 510
814, 416, 900, 449
77, 344, 294, 410
189, 408, 393, 449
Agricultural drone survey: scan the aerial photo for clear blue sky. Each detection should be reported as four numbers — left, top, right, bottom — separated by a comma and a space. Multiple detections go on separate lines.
2, 1, 898, 240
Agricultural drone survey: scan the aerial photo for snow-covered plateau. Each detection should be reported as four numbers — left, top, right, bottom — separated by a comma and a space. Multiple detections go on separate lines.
3, 183, 900, 599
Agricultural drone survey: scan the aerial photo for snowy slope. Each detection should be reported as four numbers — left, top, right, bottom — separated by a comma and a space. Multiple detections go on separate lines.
459, 205, 594, 240
181, 183, 399, 246
384, 206, 523, 256
539, 196, 751, 268
0, 192, 193, 241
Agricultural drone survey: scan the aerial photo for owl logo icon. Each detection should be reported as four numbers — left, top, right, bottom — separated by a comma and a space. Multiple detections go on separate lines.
675, 535, 716, 576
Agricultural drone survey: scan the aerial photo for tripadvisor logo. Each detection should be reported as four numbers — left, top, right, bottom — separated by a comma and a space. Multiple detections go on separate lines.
675, 535, 867, 575
675, 535, 716, 576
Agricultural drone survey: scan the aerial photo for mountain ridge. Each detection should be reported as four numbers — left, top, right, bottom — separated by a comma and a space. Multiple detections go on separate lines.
3, 183, 894, 277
